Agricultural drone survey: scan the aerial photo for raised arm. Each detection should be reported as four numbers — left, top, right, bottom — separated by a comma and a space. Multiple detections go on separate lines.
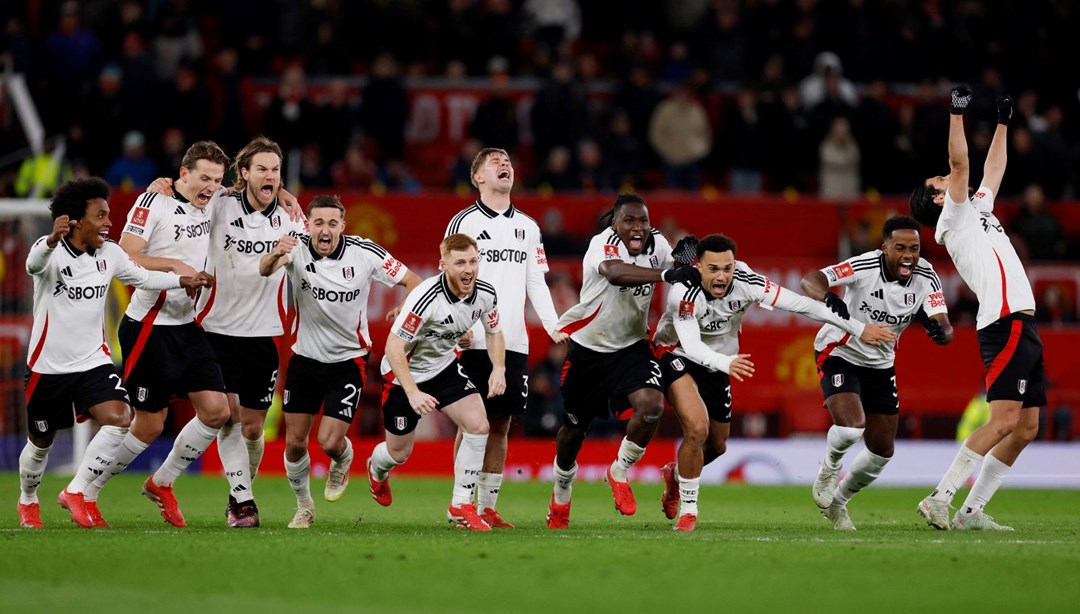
946, 84, 972, 204
980, 94, 1012, 196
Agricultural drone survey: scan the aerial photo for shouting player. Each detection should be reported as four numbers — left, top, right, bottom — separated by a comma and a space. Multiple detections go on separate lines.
804, 215, 952, 530
652, 233, 894, 531
910, 88, 1040, 531
442, 147, 567, 528
260, 195, 420, 528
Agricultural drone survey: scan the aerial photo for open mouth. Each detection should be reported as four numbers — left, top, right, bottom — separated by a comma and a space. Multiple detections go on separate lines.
318, 234, 333, 250
460, 275, 474, 288
497, 169, 511, 180
898, 261, 913, 277
260, 183, 275, 200
628, 234, 644, 252
196, 191, 213, 205
711, 281, 726, 296
97, 229, 110, 241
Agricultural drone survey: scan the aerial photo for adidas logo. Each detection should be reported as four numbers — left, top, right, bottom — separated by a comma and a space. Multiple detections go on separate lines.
305, 263, 316, 273
477, 230, 492, 241
871, 289, 884, 300
175, 206, 186, 215
230, 218, 244, 228
61, 266, 72, 277
440, 314, 454, 325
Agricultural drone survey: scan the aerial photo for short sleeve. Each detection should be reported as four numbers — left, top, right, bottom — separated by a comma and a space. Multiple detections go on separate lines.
123, 193, 159, 239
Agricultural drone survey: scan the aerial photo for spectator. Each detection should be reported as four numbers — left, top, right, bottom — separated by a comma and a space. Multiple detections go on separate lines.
1035, 284, 1076, 326
533, 146, 575, 193
314, 78, 359, 166
575, 139, 613, 193
156, 127, 187, 178
157, 62, 212, 143
470, 57, 520, 153
604, 109, 643, 189
298, 141, 332, 188
818, 117, 861, 200
264, 63, 313, 155
854, 80, 898, 194
539, 208, 582, 257
610, 64, 662, 157
1012, 184, 1065, 261
378, 160, 421, 193
648, 81, 711, 189
331, 139, 378, 189
531, 59, 590, 162
799, 51, 858, 111
360, 53, 409, 162
722, 88, 765, 193
523, 0, 582, 47
449, 138, 484, 192
104, 130, 156, 190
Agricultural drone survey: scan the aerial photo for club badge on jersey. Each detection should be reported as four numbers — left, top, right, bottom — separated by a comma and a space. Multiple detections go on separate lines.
833, 374, 844, 387
905, 293, 916, 306
515, 229, 525, 241
343, 267, 354, 280
97, 259, 107, 273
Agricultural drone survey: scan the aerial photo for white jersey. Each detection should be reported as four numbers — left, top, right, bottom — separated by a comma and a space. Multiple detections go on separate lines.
383, 274, 500, 384
935, 185, 1036, 329
25, 236, 181, 374
654, 261, 866, 373
814, 250, 947, 368
445, 200, 558, 353
284, 235, 409, 363
196, 190, 307, 337
557, 229, 673, 352
121, 191, 211, 325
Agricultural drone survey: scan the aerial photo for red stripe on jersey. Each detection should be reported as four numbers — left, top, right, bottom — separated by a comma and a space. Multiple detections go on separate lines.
653, 342, 678, 360
770, 283, 782, 307
356, 315, 368, 350
25, 371, 41, 403
560, 358, 571, 386
101, 326, 112, 357
815, 333, 851, 379
276, 276, 288, 331
125, 292, 167, 380
985, 319, 1023, 390
353, 355, 368, 387
380, 381, 396, 407
194, 270, 217, 325
27, 314, 49, 370
992, 248, 1011, 318
558, 304, 603, 336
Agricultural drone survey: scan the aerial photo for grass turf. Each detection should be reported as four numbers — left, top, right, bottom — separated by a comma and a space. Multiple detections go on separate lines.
2, 473, 1079, 613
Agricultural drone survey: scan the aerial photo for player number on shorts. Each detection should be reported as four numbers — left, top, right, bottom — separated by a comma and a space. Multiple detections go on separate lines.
458, 364, 477, 391
341, 383, 359, 418
521, 374, 529, 398
108, 373, 128, 396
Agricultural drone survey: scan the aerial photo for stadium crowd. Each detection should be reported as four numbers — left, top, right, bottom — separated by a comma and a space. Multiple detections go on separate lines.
2, 0, 1080, 203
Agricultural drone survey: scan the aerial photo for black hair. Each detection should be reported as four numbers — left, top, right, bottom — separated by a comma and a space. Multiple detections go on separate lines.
307, 194, 346, 217
909, 182, 942, 227
598, 192, 655, 252
49, 177, 110, 221
882, 215, 922, 239
697, 233, 737, 259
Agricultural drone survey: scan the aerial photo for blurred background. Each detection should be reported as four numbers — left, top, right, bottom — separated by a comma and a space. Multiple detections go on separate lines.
0, 1, 1078, 481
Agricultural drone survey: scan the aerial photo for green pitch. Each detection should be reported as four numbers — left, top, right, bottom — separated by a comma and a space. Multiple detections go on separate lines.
2, 474, 1078, 613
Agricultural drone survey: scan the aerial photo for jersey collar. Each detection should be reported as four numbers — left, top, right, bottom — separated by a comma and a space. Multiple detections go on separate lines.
439, 273, 478, 304
240, 189, 279, 217
878, 253, 913, 287
307, 235, 347, 260
475, 199, 515, 219
60, 236, 95, 257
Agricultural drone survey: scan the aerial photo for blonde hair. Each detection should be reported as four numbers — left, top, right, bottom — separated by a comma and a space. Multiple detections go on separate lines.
469, 147, 509, 188
231, 136, 283, 192
440, 233, 478, 258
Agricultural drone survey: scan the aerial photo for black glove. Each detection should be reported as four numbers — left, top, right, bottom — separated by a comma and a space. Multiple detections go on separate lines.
662, 265, 701, 286
671, 234, 699, 267
950, 84, 972, 115
824, 291, 849, 319
924, 317, 948, 344
996, 94, 1013, 126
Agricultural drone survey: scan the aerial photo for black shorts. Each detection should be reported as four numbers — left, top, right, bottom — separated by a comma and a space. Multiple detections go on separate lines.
978, 313, 1047, 407
118, 316, 226, 412
24, 364, 130, 436
560, 339, 663, 429
206, 333, 280, 410
817, 355, 899, 415
283, 353, 367, 423
658, 352, 733, 423
459, 349, 529, 416
381, 360, 479, 436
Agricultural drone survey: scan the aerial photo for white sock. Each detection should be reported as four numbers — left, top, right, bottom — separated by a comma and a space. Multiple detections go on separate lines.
677, 473, 700, 516
478, 472, 503, 512
833, 449, 891, 505
218, 424, 253, 503
18, 440, 50, 505
68, 426, 126, 494
87, 431, 148, 500
453, 433, 487, 506
331, 437, 354, 467
369, 441, 401, 481
245, 433, 265, 479
609, 437, 645, 482
552, 460, 577, 505
932, 444, 983, 503
153, 418, 219, 487
824, 425, 864, 470
960, 454, 1011, 515
285, 452, 313, 506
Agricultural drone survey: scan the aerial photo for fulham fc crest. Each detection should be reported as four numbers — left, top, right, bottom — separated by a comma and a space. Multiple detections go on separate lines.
271, 215, 281, 228
136, 387, 148, 402
96, 259, 107, 273
343, 266, 354, 280
905, 293, 916, 306
650, 255, 659, 268
832, 374, 844, 387
395, 416, 407, 431
1018, 379, 1027, 394
670, 358, 685, 372
34, 420, 48, 433
515, 228, 525, 241
729, 300, 742, 311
